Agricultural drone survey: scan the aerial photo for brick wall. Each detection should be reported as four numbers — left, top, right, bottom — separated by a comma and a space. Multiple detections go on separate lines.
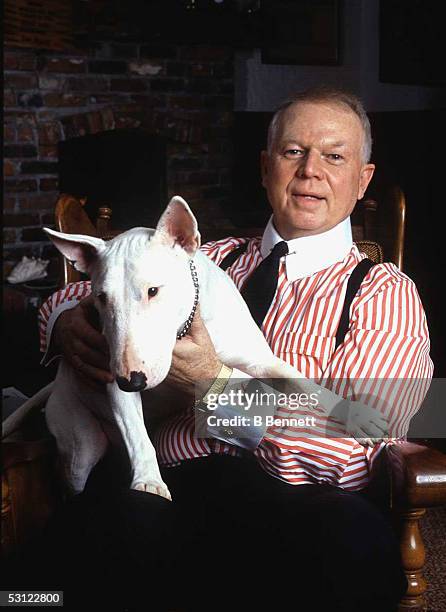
3, 42, 235, 277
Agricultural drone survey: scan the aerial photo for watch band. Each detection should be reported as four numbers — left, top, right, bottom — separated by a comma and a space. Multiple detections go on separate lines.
194, 363, 233, 411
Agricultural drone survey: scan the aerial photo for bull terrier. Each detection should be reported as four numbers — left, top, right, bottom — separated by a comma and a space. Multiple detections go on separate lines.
3, 197, 388, 500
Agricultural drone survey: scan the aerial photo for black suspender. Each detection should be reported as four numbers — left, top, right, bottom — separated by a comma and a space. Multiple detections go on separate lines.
334, 257, 375, 349
219, 241, 376, 350
219, 241, 249, 271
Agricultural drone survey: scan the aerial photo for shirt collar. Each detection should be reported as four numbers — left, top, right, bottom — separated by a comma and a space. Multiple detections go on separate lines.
260, 216, 353, 281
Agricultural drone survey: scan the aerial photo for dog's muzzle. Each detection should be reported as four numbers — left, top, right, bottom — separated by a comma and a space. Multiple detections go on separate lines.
116, 371, 147, 392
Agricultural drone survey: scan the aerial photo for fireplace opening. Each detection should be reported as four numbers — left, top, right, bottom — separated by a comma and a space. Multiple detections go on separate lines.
57, 128, 167, 231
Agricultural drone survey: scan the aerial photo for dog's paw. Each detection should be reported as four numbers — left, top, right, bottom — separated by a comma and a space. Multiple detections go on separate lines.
132, 481, 172, 501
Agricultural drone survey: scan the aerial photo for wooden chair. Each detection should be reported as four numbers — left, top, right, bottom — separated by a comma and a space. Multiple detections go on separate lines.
353, 184, 406, 270
2, 188, 445, 612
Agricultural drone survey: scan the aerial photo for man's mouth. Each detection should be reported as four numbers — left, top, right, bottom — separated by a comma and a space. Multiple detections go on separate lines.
292, 192, 325, 201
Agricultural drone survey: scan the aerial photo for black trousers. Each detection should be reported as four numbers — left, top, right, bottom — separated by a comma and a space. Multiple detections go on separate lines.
8, 453, 407, 612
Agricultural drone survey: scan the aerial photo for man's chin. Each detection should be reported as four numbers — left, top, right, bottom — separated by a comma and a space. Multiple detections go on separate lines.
274, 212, 330, 239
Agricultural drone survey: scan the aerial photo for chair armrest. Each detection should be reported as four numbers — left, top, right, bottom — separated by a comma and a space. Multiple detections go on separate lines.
2, 438, 62, 557
386, 441, 446, 508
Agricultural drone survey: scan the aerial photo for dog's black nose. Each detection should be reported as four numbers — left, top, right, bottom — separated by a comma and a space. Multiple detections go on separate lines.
116, 371, 147, 392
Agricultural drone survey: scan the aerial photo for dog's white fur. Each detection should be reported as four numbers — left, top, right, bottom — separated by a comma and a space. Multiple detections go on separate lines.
2, 197, 388, 500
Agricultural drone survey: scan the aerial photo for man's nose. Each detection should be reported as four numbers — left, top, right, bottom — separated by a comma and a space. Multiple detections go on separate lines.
116, 371, 147, 392
296, 151, 323, 179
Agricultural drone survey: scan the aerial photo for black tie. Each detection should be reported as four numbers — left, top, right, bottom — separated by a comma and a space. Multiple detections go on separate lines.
241, 240, 289, 328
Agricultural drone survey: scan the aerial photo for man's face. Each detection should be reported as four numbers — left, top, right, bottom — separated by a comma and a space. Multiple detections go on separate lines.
261, 101, 375, 239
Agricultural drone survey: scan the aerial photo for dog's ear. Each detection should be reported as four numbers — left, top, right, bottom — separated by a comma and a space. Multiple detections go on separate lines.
44, 228, 105, 273
154, 195, 201, 256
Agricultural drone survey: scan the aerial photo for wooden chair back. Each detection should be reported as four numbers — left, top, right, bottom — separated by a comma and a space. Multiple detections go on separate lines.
354, 185, 406, 269
55, 194, 116, 288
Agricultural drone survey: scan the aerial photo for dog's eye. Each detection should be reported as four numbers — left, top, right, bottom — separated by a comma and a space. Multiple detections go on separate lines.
96, 292, 107, 304
148, 287, 158, 298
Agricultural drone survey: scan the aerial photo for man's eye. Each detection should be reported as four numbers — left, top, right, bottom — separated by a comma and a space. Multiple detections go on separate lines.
284, 149, 303, 158
326, 153, 343, 162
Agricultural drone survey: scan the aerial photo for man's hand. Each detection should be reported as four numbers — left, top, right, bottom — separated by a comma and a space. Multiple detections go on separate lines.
347, 400, 390, 448
52, 295, 114, 388
330, 397, 390, 448
168, 307, 223, 399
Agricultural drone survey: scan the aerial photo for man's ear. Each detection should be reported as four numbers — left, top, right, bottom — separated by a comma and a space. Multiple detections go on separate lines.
357, 164, 375, 200
154, 195, 201, 256
260, 150, 269, 189
44, 228, 105, 273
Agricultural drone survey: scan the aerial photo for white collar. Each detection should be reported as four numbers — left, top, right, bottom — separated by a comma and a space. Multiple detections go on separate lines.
260, 216, 353, 281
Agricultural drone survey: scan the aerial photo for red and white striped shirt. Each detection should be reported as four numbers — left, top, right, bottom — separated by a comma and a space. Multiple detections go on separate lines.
39, 220, 433, 491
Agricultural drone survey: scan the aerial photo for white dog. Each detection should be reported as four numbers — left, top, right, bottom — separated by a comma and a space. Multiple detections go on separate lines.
3, 197, 388, 500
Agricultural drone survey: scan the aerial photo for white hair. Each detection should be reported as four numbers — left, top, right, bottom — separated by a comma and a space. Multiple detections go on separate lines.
267, 86, 373, 164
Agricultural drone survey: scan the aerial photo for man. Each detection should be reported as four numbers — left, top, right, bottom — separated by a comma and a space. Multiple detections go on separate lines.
35, 87, 432, 611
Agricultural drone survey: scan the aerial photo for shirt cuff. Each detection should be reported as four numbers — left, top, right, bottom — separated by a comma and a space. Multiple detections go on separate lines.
195, 367, 274, 451
40, 298, 80, 366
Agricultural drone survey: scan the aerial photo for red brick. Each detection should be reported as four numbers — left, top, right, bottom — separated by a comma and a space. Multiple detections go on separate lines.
17, 125, 36, 143
38, 122, 63, 145
4, 52, 37, 71
40, 178, 59, 191
100, 109, 115, 130
43, 93, 87, 107
39, 145, 58, 159
35, 111, 59, 120
115, 116, 142, 129
4, 178, 38, 193
4, 160, 17, 177
4, 73, 38, 89
62, 113, 90, 137
130, 94, 166, 108
4, 125, 16, 143
14, 112, 38, 125
21, 161, 58, 174
4, 90, 16, 107
3, 229, 17, 243
45, 57, 86, 73
38, 75, 64, 90
66, 77, 109, 92
17, 194, 55, 211
3, 196, 16, 211
4, 144, 38, 158
86, 94, 116, 105
4, 111, 36, 124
